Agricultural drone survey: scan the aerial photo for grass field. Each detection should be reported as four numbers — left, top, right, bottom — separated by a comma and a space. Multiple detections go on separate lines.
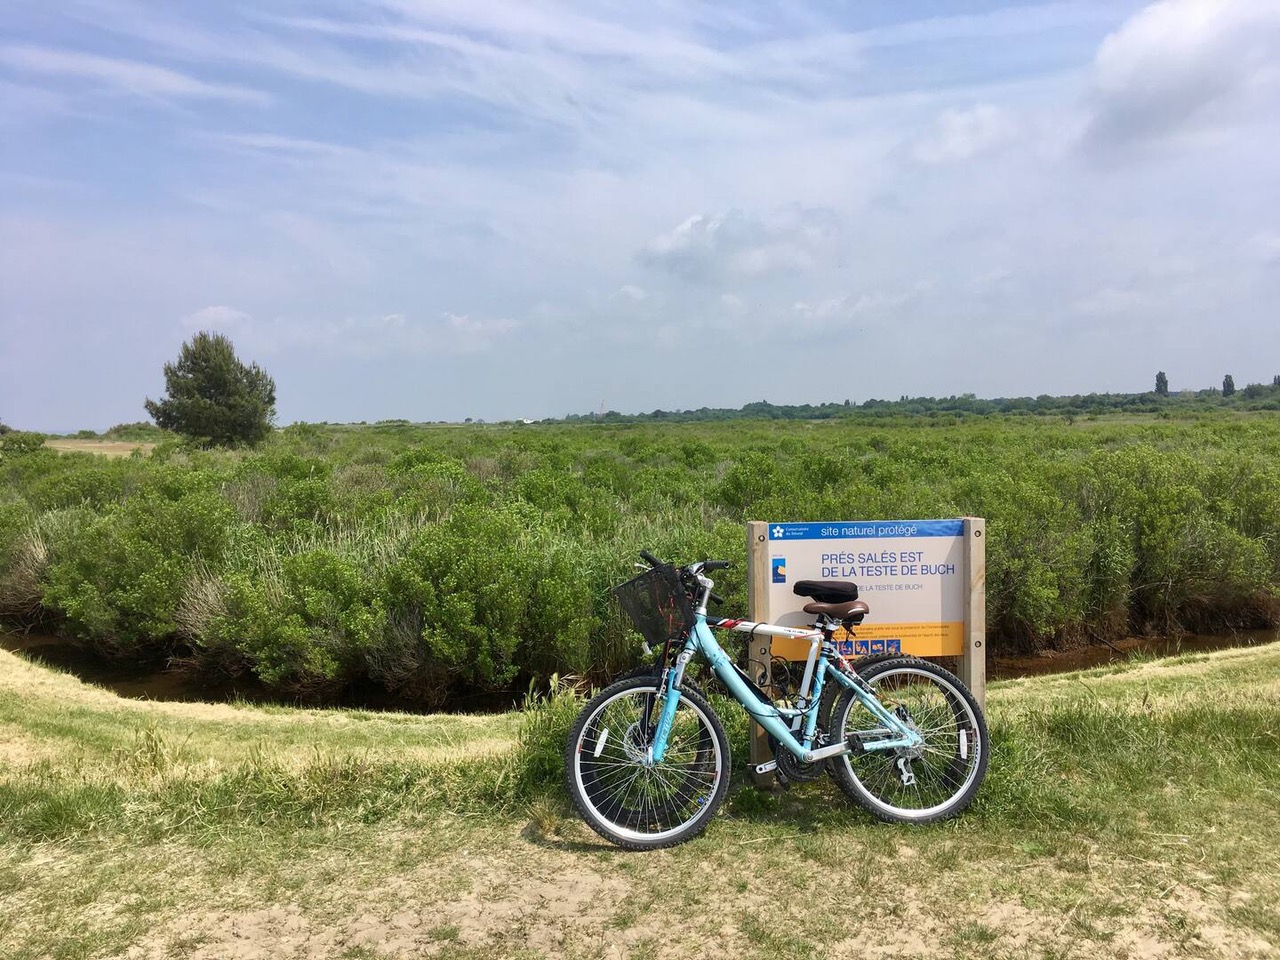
2, 644, 1279, 959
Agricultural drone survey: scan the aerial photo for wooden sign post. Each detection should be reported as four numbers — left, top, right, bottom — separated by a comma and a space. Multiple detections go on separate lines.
745, 521, 774, 788
746, 517, 986, 787
959, 516, 986, 709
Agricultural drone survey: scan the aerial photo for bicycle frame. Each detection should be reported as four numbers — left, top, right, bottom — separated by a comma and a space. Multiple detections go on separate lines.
650, 612, 923, 765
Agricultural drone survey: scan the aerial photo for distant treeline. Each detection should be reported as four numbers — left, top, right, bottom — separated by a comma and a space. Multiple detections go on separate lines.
566, 381, 1280, 424
17, 380, 1280, 439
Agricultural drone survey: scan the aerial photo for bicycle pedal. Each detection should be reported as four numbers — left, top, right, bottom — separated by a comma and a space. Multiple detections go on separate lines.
845, 734, 866, 756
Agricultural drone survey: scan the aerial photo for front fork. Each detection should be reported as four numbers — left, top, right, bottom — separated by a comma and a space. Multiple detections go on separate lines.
648, 647, 694, 765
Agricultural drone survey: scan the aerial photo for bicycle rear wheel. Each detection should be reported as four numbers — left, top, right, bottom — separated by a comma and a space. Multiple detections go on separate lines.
828, 657, 988, 824
565, 675, 729, 850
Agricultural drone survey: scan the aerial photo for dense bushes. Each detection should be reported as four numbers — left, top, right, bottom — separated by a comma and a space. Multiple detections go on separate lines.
41, 488, 236, 655
2, 415, 1278, 705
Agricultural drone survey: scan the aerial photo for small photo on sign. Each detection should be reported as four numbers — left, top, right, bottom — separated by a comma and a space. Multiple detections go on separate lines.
771, 557, 787, 583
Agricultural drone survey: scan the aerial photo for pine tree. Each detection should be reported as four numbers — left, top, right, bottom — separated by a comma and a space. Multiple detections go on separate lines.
145, 332, 276, 447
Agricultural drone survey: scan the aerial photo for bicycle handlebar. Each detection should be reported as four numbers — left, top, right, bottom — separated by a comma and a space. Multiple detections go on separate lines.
637, 552, 731, 574
635, 550, 727, 606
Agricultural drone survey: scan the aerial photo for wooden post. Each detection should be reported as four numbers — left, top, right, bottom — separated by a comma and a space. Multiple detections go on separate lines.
745, 520, 775, 787
960, 516, 987, 709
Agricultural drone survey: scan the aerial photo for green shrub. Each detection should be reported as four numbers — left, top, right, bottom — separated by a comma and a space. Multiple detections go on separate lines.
25, 463, 129, 511
0, 500, 28, 566
390, 459, 485, 522
4, 415, 1280, 704
379, 503, 567, 697
505, 677, 583, 798
104, 422, 168, 442
0, 501, 35, 616
204, 548, 385, 692
0, 431, 48, 460
41, 490, 235, 654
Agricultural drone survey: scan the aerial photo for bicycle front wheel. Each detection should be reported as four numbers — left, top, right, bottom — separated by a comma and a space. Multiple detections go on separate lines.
565, 675, 730, 850
828, 657, 988, 824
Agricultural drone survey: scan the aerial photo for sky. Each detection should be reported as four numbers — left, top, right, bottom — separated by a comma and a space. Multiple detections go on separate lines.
2, 0, 1280, 430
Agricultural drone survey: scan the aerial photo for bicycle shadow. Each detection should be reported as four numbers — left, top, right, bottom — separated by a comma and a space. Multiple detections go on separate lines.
720, 779, 858, 829
519, 817, 617, 852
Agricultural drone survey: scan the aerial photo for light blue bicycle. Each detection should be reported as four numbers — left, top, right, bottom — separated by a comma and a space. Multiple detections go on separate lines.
565, 552, 989, 850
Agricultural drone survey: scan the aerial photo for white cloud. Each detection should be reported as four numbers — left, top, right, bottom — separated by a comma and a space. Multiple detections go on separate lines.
791, 290, 914, 330
1245, 230, 1280, 266
193, 311, 521, 359
0, 44, 268, 104
912, 104, 1019, 164
174, 305, 520, 357
1073, 285, 1150, 321
441, 312, 520, 353
614, 284, 649, 303
638, 207, 840, 284
262, 212, 375, 283
180, 305, 252, 329
1083, 0, 1280, 147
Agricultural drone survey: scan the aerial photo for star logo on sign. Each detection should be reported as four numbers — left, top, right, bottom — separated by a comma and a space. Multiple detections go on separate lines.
772, 526, 785, 538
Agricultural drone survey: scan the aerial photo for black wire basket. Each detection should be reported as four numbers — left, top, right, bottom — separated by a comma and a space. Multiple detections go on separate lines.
613, 564, 696, 651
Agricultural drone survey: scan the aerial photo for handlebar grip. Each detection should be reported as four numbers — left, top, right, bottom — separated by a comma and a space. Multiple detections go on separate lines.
704, 560, 731, 571
709, 592, 724, 605
639, 550, 662, 567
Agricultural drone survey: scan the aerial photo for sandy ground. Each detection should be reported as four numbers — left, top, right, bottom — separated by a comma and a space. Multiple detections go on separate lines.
106, 837, 1275, 960
43, 439, 156, 457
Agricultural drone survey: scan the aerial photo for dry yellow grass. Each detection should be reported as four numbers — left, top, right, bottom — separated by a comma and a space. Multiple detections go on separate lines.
0, 647, 519, 774
43, 439, 156, 458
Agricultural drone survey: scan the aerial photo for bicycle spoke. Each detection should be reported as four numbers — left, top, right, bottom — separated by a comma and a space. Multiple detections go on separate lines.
572, 682, 724, 843
833, 661, 986, 821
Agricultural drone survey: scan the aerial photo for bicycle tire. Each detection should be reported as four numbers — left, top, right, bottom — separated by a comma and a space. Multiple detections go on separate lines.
565, 675, 730, 851
827, 657, 988, 824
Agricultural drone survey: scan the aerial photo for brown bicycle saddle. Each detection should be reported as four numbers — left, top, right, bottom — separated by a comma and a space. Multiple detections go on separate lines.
792, 580, 867, 622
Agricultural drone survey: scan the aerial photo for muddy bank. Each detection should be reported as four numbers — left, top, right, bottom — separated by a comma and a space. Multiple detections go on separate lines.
0, 631, 521, 714
4, 627, 1278, 711
989, 629, 1280, 678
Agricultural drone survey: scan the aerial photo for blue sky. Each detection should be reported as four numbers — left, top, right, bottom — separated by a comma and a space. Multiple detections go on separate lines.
3, 0, 1279, 429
